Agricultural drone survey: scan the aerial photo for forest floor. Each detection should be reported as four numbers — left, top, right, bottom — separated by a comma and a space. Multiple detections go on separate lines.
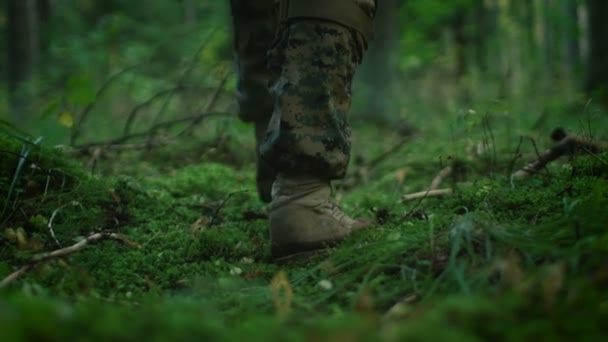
1, 99, 608, 341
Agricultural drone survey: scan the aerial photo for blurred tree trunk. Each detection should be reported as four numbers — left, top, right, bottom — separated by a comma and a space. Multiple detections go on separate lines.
561, 0, 580, 80
449, 1, 497, 102
542, 0, 557, 82
450, 2, 494, 77
37, 0, 50, 53
6, 0, 45, 126
355, 0, 400, 125
183, 0, 197, 26
475, 0, 498, 72
585, 0, 608, 102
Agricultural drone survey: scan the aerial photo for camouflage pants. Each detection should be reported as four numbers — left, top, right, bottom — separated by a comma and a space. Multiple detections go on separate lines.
230, 0, 375, 180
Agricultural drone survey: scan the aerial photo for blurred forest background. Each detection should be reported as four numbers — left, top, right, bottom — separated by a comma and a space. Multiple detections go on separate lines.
2, 2, 608, 339
2, 0, 607, 146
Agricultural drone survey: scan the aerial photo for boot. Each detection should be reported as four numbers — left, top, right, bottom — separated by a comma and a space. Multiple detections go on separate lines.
254, 120, 276, 203
269, 174, 374, 258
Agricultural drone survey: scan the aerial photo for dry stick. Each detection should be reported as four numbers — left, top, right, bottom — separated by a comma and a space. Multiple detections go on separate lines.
86, 147, 103, 172
367, 136, 412, 171
512, 135, 608, 179
208, 190, 248, 227
507, 136, 525, 179
149, 32, 219, 126
402, 164, 454, 205
123, 86, 185, 136
178, 74, 230, 137
0, 232, 140, 289
402, 189, 453, 202
71, 111, 229, 152
67, 140, 172, 157
429, 166, 452, 191
47, 201, 84, 247
71, 65, 140, 145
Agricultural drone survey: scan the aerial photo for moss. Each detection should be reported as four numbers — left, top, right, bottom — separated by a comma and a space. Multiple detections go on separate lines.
2, 124, 608, 340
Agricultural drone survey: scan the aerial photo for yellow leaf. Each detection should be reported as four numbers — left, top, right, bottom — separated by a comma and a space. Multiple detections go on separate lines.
270, 270, 293, 317
15, 227, 28, 250
189, 216, 211, 236
58, 111, 74, 128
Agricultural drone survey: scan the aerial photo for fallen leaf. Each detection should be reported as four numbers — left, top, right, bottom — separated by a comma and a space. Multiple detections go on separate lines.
190, 216, 211, 235
393, 167, 410, 184
270, 271, 293, 317
58, 111, 74, 128
16, 227, 28, 250
318, 279, 333, 291
355, 287, 375, 313
230, 266, 243, 276
542, 263, 565, 310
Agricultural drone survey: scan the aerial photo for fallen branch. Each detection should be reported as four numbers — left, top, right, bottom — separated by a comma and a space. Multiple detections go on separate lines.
366, 135, 412, 171
429, 166, 452, 191
123, 86, 185, 136
71, 111, 229, 151
512, 130, 608, 179
0, 232, 140, 289
402, 188, 453, 202
67, 140, 172, 157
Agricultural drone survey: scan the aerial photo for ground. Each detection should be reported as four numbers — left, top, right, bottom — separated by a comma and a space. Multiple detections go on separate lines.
1, 100, 608, 341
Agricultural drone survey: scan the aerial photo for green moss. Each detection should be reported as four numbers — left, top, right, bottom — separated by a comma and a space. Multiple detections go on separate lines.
2, 124, 608, 340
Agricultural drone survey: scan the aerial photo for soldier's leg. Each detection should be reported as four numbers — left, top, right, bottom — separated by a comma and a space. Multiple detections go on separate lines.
261, 0, 377, 258
229, 0, 278, 202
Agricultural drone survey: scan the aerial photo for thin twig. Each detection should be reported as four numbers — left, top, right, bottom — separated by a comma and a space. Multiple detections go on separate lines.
507, 136, 524, 184
86, 147, 102, 172
72, 65, 140, 145
178, 74, 230, 137
208, 190, 248, 227
0, 232, 140, 289
482, 113, 498, 174
429, 166, 452, 191
67, 140, 172, 157
149, 30, 221, 126
123, 86, 185, 136
47, 201, 83, 247
367, 136, 411, 171
0, 265, 31, 289
73, 111, 229, 150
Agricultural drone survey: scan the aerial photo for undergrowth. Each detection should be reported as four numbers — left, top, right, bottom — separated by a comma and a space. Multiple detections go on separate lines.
1, 112, 608, 340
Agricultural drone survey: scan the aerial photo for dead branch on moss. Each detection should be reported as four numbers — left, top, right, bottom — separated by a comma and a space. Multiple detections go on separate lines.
67, 140, 172, 158
68, 111, 229, 156
429, 166, 453, 191
0, 232, 140, 289
402, 188, 453, 202
512, 129, 608, 179
367, 136, 412, 171
403, 158, 466, 204
208, 190, 249, 227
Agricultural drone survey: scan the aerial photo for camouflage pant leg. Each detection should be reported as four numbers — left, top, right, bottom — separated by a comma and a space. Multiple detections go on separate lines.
260, 19, 371, 180
229, 0, 277, 123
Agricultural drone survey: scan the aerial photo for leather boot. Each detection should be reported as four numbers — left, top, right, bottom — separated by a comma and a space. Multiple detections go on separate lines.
254, 120, 276, 203
269, 174, 374, 258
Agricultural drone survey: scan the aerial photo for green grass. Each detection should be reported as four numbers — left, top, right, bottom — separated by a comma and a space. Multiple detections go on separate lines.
1, 99, 608, 340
